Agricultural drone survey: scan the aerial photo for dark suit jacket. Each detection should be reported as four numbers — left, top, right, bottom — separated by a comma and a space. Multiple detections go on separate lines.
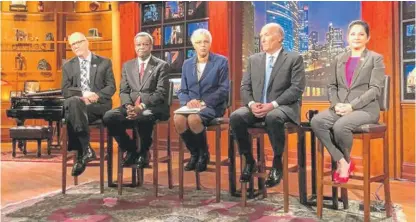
61, 53, 116, 110
178, 52, 229, 117
120, 55, 170, 121
328, 49, 385, 117
241, 49, 306, 124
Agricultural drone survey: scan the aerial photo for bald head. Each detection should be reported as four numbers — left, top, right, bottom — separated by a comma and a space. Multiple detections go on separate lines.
68, 32, 90, 58
260, 23, 284, 54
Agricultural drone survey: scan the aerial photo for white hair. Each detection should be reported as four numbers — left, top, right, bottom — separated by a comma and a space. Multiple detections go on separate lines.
134, 32, 153, 44
191, 28, 212, 44
264, 23, 285, 39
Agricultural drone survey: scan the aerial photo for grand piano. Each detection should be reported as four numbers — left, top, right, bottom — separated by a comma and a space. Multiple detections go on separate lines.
6, 89, 65, 153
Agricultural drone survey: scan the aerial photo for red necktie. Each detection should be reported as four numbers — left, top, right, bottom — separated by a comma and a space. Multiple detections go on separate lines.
139, 62, 145, 81
135, 63, 145, 106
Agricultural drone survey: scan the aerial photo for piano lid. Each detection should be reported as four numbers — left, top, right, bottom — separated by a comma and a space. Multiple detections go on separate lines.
24, 89, 62, 97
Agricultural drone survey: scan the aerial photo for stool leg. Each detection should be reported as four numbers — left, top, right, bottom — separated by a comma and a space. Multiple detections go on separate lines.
241, 155, 247, 207
133, 128, 139, 187
258, 136, 267, 198
107, 134, 114, 187
341, 188, 349, 209
316, 140, 324, 218
117, 147, 123, 195
195, 172, 201, 190
100, 125, 104, 194
331, 160, 339, 209
61, 126, 68, 194
166, 122, 173, 189
383, 132, 392, 217
215, 127, 221, 203
12, 139, 17, 157
37, 139, 41, 157
179, 138, 184, 200
363, 134, 371, 222
283, 130, 289, 213
153, 125, 159, 197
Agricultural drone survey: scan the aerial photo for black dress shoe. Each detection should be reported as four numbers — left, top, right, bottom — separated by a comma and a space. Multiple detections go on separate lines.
122, 151, 138, 167
184, 155, 198, 171
265, 168, 282, 188
72, 159, 86, 176
136, 153, 150, 169
82, 146, 97, 163
195, 152, 210, 172
240, 162, 258, 182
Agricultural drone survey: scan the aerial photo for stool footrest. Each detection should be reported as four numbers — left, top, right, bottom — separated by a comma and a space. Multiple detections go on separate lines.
157, 156, 170, 163
323, 179, 364, 190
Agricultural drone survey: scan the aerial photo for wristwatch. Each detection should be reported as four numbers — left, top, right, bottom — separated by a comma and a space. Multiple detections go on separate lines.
200, 101, 206, 106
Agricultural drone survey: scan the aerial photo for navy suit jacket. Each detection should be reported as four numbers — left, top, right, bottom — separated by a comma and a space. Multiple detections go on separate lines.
178, 52, 229, 116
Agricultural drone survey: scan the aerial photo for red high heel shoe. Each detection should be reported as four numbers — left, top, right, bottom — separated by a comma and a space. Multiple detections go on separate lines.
335, 161, 355, 184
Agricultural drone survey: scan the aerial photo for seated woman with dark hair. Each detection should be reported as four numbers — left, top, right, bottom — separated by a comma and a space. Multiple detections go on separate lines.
311, 20, 385, 184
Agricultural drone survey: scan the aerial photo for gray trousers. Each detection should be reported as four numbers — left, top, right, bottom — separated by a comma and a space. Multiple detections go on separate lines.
310, 109, 379, 162
103, 106, 156, 154
230, 106, 291, 164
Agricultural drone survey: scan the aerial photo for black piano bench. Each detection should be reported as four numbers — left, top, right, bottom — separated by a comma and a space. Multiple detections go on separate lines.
9, 126, 53, 157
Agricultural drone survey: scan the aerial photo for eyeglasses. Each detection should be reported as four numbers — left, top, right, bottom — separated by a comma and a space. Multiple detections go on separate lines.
70, 40, 86, 47
135, 43, 151, 47
193, 40, 210, 45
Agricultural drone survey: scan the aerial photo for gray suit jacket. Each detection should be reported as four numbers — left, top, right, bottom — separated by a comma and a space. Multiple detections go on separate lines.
328, 49, 385, 117
120, 55, 170, 120
61, 53, 116, 109
241, 49, 306, 124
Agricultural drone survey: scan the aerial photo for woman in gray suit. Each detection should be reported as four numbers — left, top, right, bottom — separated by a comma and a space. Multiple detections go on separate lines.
311, 20, 385, 184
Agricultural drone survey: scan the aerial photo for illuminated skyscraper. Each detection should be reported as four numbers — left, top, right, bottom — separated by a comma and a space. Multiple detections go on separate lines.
265, 1, 300, 52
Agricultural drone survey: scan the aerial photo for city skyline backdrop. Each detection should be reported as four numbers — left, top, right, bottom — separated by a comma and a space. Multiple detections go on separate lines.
254, 1, 361, 46
243, 1, 361, 100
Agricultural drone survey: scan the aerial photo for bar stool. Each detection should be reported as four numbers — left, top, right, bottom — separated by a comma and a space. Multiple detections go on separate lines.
61, 119, 108, 194
117, 82, 174, 196
316, 75, 392, 222
240, 122, 299, 212
178, 80, 233, 203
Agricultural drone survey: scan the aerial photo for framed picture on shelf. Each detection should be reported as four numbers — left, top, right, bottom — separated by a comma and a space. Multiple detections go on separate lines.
164, 50, 184, 73
401, 1, 415, 20
402, 21, 415, 60
142, 26, 162, 49
187, 1, 207, 20
187, 21, 208, 46
164, 2, 185, 22
163, 24, 184, 48
169, 78, 181, 98
152, 51, 162, 60
142, 2, 162, 25
402, 61, 416, 101
186, 48, 195, 59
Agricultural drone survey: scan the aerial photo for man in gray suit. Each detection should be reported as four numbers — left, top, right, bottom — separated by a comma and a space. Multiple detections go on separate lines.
103, 32, 170, 169
62, 32, 116, 176
230, 23, 305, 187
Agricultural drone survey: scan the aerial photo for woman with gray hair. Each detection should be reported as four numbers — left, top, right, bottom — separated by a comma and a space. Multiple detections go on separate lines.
174, 29, 229, 172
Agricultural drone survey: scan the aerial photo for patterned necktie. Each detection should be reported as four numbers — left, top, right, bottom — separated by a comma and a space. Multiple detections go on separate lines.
262, 56, 274, 103
139, 62, 145, 81
80, 60, 90, 92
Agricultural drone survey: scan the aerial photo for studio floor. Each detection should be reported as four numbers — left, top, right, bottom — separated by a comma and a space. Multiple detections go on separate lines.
1, 142, 414, 221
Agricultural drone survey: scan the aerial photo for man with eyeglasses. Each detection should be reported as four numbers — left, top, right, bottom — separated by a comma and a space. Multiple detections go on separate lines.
62, 32, 116, 176
174, 28, 229, 172
103, 32, 170, 169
